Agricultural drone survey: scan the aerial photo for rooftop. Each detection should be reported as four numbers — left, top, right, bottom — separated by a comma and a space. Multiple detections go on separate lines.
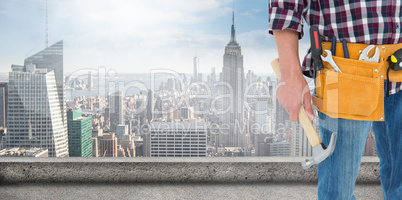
0, 148, 48, 157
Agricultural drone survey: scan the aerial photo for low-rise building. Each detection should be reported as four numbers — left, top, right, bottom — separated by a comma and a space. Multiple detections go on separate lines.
0, 147, 48, 157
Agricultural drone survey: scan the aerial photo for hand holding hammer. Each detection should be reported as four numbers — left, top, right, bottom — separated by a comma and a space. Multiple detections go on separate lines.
271, 58, 338, 170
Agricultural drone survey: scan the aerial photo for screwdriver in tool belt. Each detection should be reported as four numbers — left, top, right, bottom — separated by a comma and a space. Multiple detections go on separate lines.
310, 26, 324, 71
342, 39, 350, 59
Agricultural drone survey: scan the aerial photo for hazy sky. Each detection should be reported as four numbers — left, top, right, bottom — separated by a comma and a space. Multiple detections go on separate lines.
0, 0, 309, 74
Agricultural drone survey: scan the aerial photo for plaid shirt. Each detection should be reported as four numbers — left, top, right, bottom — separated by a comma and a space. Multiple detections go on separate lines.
269, 0, 402, 95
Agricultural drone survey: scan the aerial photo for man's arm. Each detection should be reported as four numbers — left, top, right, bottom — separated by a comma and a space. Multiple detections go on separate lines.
273, 29, 315, 121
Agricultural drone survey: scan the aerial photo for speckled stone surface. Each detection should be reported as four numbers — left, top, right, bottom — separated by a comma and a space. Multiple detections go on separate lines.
0, 157, 380, 183
0, 183, 382, 200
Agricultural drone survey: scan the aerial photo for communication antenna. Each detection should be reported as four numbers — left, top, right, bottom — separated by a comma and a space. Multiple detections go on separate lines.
232, 4, 235, 25
45, 0, 49, 47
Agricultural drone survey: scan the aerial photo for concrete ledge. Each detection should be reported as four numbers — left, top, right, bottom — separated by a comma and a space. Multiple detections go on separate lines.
0, 157, 380, 184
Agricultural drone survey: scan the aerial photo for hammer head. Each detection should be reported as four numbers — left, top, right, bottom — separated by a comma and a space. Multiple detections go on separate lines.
301, 132, 338, 170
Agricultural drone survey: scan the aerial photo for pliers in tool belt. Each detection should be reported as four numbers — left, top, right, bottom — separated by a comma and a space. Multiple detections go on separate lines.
358, 45, 380, 63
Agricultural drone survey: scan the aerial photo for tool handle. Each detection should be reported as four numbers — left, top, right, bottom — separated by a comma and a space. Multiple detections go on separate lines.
342, 39, 350, 59
310, 26, 324, 71
271, 59, 322, 147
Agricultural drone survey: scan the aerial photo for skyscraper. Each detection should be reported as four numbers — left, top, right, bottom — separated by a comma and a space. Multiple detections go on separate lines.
5, 60, 69, 157
253, 97, 270, 155
24, 41, 66, 129
209, 67, 216, 84
109, 91, 124, 133
221, 11, 245, 148
0, 83, 8, 128
363, 127, 376, 156
146, 90, 154, 123
67, 109, 92, 157
87, 71, 93, 89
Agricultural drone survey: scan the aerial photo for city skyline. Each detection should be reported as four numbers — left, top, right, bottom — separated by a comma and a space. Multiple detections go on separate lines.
0, 2, 377, 159
0, 1, 310, 74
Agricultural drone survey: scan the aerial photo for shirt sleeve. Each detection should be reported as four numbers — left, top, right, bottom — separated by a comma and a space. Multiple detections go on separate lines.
269, 0, 305, 39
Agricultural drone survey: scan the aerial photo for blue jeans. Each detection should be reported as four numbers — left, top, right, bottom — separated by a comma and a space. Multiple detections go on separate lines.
317, 90, 402, 200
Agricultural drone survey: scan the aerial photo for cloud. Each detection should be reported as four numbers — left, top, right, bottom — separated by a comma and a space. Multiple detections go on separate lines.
53, 0, 233, 28
1, 0, 278, 74
47, 0, 238, 72
240, 8, 261, 17
50, 0, 236, 49
237, 29, 270, 47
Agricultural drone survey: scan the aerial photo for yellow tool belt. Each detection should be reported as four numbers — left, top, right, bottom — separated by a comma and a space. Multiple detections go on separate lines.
313, 42, 402, 121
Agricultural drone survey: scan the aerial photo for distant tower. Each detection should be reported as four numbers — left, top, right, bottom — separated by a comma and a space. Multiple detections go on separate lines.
220, 10, 245, 148
193, 56, 199, 82
210, 67, 216, 83
87, 71, 93, 89
146, 90, 154, 123
109, 91, 124, 133
5, 42, 69, 157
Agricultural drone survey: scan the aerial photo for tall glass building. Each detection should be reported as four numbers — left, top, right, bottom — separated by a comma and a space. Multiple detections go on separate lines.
5, 41, 69, 157
67, 109, 92, 157
24, 41, 66, 128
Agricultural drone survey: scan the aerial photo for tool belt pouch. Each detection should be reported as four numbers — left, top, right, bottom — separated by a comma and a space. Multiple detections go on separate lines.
312, 42, 402, 121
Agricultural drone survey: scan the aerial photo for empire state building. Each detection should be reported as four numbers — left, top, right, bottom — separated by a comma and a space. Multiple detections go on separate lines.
220, 12, 246, 148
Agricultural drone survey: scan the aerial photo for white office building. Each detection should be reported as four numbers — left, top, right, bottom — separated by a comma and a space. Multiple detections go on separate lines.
5, 64, 69, 157
149, 120, 207, 157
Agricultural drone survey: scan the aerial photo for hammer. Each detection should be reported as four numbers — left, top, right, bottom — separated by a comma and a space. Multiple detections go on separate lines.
271, 59, 338, 170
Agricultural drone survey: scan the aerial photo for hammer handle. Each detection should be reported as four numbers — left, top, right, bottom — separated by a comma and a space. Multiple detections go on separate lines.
271, 59, 322, 147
